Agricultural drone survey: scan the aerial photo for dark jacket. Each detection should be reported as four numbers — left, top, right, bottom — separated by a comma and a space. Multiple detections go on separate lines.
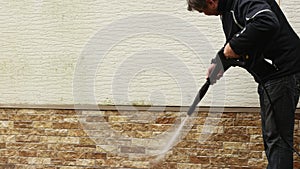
218, 0, 300, 83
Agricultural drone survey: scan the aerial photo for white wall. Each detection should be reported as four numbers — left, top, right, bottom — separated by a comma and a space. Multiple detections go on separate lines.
0, 0, 298, 108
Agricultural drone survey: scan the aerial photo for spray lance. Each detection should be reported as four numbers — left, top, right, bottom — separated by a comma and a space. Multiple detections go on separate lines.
187, 48, 246, 116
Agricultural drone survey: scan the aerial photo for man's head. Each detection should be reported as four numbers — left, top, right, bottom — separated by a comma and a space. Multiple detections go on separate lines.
187, 0, 220, 16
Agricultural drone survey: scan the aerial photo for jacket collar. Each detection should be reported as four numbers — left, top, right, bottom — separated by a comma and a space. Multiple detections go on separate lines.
218, 0, 235, 14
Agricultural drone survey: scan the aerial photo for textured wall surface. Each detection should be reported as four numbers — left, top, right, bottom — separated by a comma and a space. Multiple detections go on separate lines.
1, 1, 300, 168
0, 0, 299, 107
0, 108, 299, 168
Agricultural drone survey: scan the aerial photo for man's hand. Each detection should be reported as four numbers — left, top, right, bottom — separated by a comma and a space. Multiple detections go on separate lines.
206, 63, 224, 84
224, 43, 240, 59
206, 44, 238, 85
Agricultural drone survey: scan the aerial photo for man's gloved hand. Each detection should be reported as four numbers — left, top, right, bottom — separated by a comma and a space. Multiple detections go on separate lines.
206, 45, 244, 85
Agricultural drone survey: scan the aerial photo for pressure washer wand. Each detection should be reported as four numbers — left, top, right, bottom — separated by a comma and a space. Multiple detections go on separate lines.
187, 50, 245, 116
186, 60, 222, 116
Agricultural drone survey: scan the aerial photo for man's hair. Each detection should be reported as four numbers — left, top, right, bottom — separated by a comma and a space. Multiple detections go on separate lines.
187, 0, 208, 11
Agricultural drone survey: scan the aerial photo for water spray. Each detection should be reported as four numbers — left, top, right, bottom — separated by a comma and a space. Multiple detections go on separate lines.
153, 49, 246, 162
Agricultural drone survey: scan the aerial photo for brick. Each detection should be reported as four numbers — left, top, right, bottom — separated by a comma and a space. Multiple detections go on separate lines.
177, 163, 202, 169
249, 143, 264, 151
184, 132, 201, 140
248, 158, 268, 168
0, 143, 5, 149
32, 121, 52, 128
81, 152, 107, 159
19, 128, 45, 136
226, 157, 248, 165
150, 162, 177, 169
85, 116, 106, 122
123, 161, 149, 168
120, 146, 146, 154
48, 144, 74, 151
205, 118, 235, 126
104, 156, 126, 166
79, 137, 95, 145
54, 110, 77, 115
155, 117, 176, 124
212, 133, 250, 142
110, 123, 122, 130
234, 119, 261, 126
53, 122, 79, 129
68, 129, 88, 137
7, 157, 29, 164
108, 116, 128, 122
76, 159, 95, 166
11, 114, 50, 122
57, 151, 80, 161
223, 142, 248, 150
250, 135, 263, 143
132, 130, 153, 138
15, 135, 40, 143
236, 113, 260, 119
195, 149, 217, 156
7, 143, 48, 151
19, 151, 37, 157
217, 149, 239, 157
193, 117, 206, 125
195, 141, 223, 149
246, 127, 262, 135
210, 156, 228, 165
57, 167, 78, 169
50, 115, 65, 122
16, 109, 38, 115
224, 126, 247, 134
229, 166, 252, 169
37, 151, 56, 158
0, 157, 8, 163
294, 161, 300, 169
0, 164, 15, 169
150, 124, 171, 131
74, 144, 97, 150
221, 112, 237, 118
60, 137, 80, 144
0, 121, 13, 128
51, 158, 64, 165
14, 121, 33, 128
44, 129, 68, 136
239, 150, 262, 159
0, 112, 9, 120
189, 156, 210, 164
197, 125, 224, 134
131, 123, 150, 131
295, 113, 300, 120
27, 157, 51, 165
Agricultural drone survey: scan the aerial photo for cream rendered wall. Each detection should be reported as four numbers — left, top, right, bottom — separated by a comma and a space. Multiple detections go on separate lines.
0, 0, 298, 107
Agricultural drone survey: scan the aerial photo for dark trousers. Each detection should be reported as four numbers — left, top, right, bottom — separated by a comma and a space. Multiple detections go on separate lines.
258, 73, 300, 169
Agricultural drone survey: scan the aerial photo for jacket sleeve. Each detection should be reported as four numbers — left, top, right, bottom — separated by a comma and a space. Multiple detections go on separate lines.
229, 0, 280, 55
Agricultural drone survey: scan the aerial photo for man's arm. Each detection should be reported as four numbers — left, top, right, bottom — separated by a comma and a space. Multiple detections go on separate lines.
228, 0, 280, 56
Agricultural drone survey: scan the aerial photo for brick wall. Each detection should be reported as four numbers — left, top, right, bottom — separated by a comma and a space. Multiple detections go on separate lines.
0, 108, 299, 168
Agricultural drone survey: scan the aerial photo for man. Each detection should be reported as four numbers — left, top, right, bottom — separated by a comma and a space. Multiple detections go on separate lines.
187, 0, 300, 168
